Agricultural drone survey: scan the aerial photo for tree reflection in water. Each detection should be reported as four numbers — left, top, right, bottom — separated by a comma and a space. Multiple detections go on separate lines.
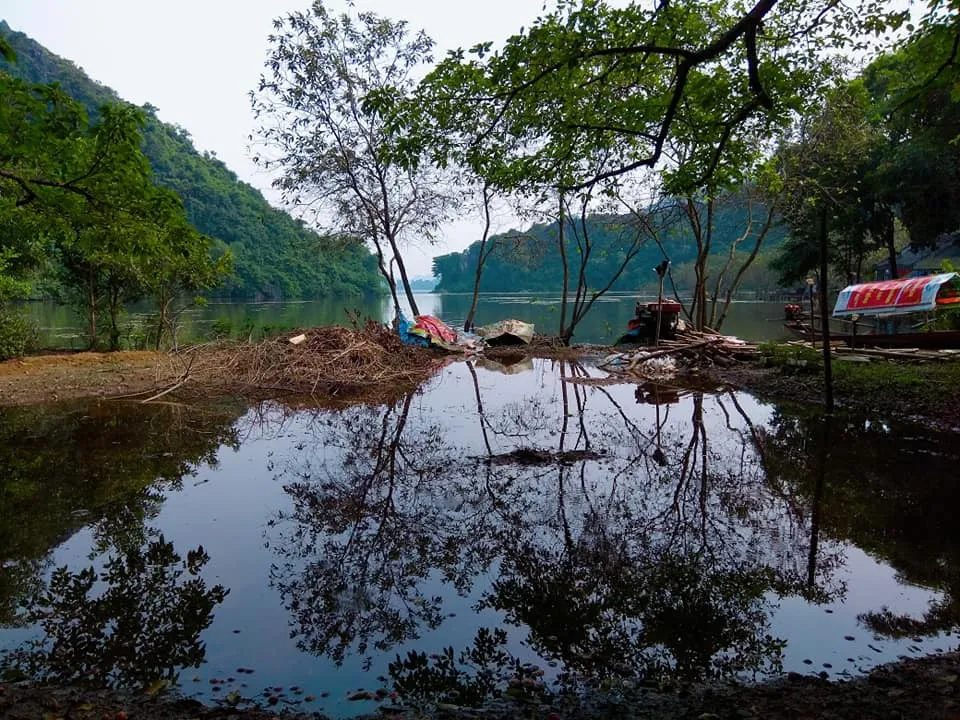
266, 359, 847, 704
0, 400, 241, 686
761, 408, 960, 640
3, 537, 228, 688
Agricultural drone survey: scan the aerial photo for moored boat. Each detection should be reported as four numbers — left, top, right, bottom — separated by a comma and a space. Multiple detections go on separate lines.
786, 272, 960, 348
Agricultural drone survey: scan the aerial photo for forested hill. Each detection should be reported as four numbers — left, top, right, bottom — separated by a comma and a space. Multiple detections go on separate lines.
0, 22, 382, 299
433, 201, 787, 294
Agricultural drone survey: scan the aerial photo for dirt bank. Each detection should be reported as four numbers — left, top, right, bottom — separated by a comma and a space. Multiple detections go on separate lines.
3, 650, 960, 719
0, 331, 596, 408
0, 351, 175, 406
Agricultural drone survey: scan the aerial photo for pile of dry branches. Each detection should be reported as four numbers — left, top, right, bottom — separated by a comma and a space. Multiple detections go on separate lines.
601, 327, 760, 376
160, 322, 439, 404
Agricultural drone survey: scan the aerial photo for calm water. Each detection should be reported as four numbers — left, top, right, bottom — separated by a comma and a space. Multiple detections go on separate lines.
22, 293, 790, 348
1, 360, 959, 716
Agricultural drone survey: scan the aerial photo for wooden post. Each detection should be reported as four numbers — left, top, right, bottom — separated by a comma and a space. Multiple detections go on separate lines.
655, 273, 665, 347
653, 258, 670, 348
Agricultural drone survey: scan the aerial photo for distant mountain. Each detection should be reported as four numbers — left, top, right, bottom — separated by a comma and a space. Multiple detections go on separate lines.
0, 22, 383, 299
432, 202, 786, 294
409, 277, 438, 292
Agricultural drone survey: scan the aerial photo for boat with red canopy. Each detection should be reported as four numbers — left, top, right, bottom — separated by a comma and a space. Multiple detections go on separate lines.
787, 272, 960, 348
832, 272, 960, 317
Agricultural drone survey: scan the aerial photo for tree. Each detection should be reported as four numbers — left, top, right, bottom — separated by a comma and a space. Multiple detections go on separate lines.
253, 1, 454, 320
862, 19, 960, 251
462, 182, 496, 331
663, 184, 781, 331
419, 0, 900, 195
34, 104, 224, 351
0, 80, 161, 349
777, 85, 879, 410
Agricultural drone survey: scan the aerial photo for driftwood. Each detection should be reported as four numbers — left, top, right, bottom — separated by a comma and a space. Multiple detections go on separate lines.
600, 328, 760, 376
144, 322, 441, 404
832, 345, 960, 362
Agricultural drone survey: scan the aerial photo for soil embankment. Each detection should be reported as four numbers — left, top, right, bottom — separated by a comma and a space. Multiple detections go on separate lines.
0, 351, 174, 406
3, 650, 960, 719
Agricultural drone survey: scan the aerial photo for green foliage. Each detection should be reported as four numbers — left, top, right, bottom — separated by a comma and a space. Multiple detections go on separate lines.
760, 341, 960, 398
758, 342, 823, 374
0, 306, 37, 360
861, 22, 960, 247
252, 2, 446, 317
414, 0, 879, 195
0, 21, 383, 301
434, 200, 785, 294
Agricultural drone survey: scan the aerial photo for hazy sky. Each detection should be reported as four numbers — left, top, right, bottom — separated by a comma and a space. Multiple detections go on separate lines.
0, 0, 552, 276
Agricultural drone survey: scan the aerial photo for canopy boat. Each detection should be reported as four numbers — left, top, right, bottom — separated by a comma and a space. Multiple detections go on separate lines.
787, 272, 960, 348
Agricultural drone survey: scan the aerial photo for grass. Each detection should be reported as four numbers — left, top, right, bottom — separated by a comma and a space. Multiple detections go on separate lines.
758, 342, 960, 406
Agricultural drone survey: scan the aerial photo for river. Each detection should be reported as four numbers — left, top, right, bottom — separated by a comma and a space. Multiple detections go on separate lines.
1, 358, 958, 717
22, 292, 791, 349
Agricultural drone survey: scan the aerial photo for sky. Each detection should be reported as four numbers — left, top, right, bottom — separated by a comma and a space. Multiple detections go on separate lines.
0, 0, 553, 277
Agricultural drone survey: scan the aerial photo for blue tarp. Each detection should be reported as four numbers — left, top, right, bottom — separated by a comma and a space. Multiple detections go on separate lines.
397, 312, 430, 347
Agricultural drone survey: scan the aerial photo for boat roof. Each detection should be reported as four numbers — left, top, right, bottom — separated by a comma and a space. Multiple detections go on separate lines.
833, 272, 960, 318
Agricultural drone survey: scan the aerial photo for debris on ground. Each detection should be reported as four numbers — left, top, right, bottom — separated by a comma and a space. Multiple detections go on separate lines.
159, 321, 441, 405
602, 328, 760, 377
5, 649, 960, 720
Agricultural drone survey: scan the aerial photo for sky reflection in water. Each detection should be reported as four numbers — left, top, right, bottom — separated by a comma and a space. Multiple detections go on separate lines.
1, 359, 958, 717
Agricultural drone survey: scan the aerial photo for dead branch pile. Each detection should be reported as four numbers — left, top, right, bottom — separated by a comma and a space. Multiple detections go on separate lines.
599, 327, 760, 376
169, 322, 439, 402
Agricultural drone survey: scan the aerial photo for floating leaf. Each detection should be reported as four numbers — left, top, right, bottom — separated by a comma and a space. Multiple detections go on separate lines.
145, 678, 169, 696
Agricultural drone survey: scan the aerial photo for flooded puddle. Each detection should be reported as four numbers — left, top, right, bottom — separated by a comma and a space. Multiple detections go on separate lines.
1, 359, 959, 716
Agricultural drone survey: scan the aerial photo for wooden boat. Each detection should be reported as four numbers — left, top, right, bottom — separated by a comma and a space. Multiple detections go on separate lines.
787, 272, 960, 349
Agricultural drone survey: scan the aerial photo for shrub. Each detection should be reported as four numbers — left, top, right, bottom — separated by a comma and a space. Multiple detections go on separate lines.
758, 342, 822, 373
0, 308, 38, 361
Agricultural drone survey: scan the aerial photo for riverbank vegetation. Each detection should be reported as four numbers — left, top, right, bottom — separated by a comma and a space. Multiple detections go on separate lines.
0, 22, 385, 358
4, 2, 960, 360
716, 342, 960, 429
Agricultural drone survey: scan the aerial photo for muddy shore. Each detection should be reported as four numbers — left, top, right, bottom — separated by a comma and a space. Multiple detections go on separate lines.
3, 344, 958, 433
3, 649, 960, 719
706, 361, 960, 432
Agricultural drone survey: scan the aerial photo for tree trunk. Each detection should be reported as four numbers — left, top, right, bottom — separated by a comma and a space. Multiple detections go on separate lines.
818, 207, 833, 412
390, 239, 420, 318
108, 285, 121, 352
557, 196, 571, 344
464, 186, 494, 332
87, 266, 97, 350
371, 236, 401, 322
155, 287, 171, 351
884, 216, 898, 279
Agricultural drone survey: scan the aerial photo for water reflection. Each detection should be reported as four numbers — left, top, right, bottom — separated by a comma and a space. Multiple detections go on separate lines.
266, 360, 847, 704
0, 400, 242, 675
1, 362, 959, 713
2, 537, 228, 688
762, 409, 960, 640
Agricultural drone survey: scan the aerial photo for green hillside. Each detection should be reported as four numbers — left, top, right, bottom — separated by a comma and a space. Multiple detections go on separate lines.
433, 200, 787, 294
0, 21, 382, 299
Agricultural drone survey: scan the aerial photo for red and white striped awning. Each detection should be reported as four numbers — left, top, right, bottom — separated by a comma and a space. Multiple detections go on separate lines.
832, 272, 960, 317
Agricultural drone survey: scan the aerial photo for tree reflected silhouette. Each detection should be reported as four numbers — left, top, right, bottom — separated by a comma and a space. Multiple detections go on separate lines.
267, 361, 839, 701
762, 407, 960, 640
3, 537, 228, 688
0, 400, 241, 630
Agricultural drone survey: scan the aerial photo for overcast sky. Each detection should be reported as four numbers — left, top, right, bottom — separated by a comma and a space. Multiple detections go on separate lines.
0, 0, 553, 276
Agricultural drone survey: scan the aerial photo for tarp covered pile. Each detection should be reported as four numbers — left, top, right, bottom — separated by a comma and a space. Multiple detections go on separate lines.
398, 314, 534, 353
